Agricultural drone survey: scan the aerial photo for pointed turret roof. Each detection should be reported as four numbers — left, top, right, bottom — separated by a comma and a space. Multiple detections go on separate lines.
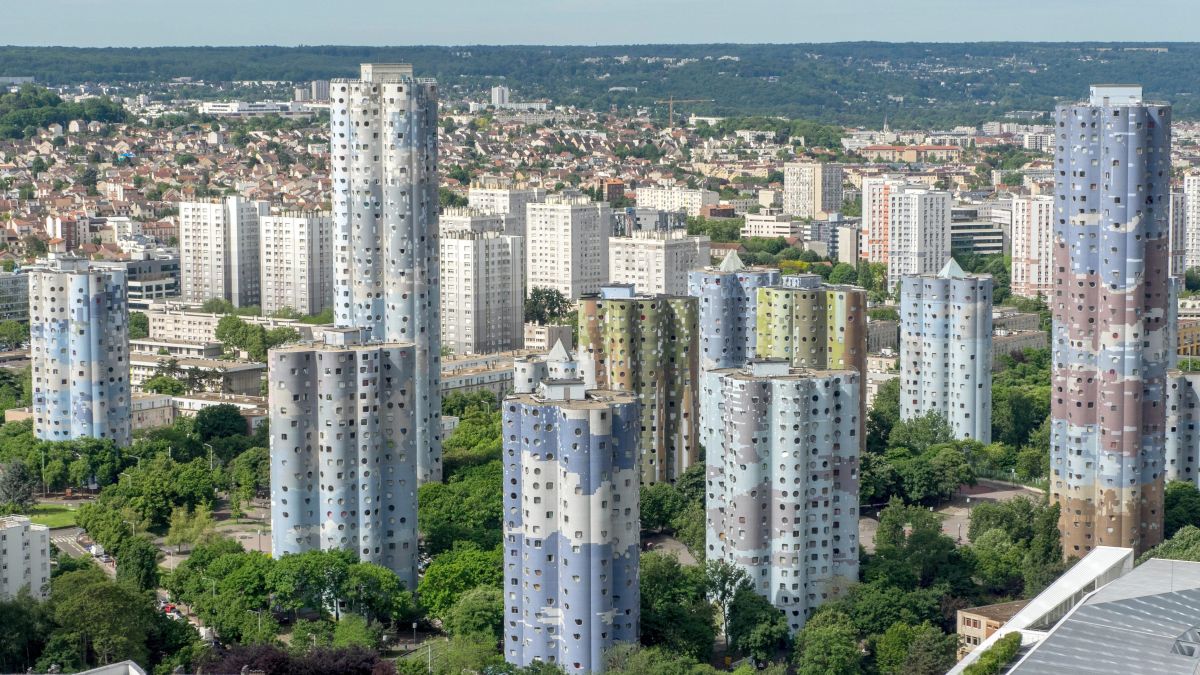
547, 338, 573, 364
718, 250, 745, 273
938, 258, 966, 279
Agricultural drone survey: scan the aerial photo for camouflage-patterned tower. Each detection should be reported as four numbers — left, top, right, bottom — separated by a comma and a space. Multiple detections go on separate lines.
701, 360, 860, 632
1052, 85, 1172, 557
578, 284, 699, 484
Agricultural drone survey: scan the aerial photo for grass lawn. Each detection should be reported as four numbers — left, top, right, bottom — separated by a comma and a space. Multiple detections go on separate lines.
28, 504, 78, 529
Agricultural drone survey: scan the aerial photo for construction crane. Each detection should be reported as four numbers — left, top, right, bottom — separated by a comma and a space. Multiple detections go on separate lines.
653, 96, 715, 128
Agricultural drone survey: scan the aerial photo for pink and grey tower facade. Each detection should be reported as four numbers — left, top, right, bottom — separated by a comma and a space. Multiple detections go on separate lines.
1052, 85, 1173, 557
330, 64, 442, 483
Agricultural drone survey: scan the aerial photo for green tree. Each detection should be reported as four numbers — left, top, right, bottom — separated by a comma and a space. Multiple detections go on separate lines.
873, 621, 956, 675
128, 311, 149, 340
866, 378, 901, 456
971, 529, 1025, 594
524, 287, 573, 325
0, 461, 37, 510
828, 262, 858, 285
115, 535, 160, 592
194, 404, 247, 441
867, 498, 974, 594
640, 482, 684, 532
639, 551, 716, 661
727, 586, 790, 662
142, 374, 186, 396
888, 411, 955, 453
1166, 480, 1200, 538
705, 559, 752, 651
50, 567, 155, 666
418, 460, 502, 554
331, 613, 379, 649
793, 611, 862, 675
416, 543, 503, 619
0, 319, 28, 348
442, 585, 504, 640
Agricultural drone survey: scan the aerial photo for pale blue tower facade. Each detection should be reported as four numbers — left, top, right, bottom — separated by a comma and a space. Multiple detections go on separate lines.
688, 251, 781, 371
29, 255, 130, 446
502, 375, 640, 673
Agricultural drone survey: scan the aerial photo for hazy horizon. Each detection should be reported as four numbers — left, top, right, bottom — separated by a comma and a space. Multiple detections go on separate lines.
2, 0, 1197, 47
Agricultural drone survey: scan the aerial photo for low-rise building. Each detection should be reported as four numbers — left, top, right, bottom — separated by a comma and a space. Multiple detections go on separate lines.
523, 322, 573, 353
172, 392, 267, 430
993, 330, 1049, 361
440, 351, 523, 400
956, 600, 1030, 659
129, 338, 223, 359
145, 303, 328, 344
129, 354, 265, 396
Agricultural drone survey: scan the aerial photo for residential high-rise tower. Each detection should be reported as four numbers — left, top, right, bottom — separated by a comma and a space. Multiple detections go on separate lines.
179, 196, 269, 307
1052, 85, 1173, 556
688, 251, 781, 371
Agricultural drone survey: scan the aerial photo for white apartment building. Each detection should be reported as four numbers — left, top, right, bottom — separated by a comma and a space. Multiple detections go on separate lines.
783, 162, 843, 219
526, 193, 611, 300
636, 186, 718, 217
468, 184, 546, 236
886, 186, 952, 291
1186, 173, 1200, 271
1010, 196, 1055, 299
1172, 190, 1187, 279
439, 207, 506, 235
861, 175, 905, 263
607, 230, 711, 296
179, 196, 269, 307
440, 229, 525, 355
259, 211, 332, 316
741, 210, 803, 239
0, 516, 50, 601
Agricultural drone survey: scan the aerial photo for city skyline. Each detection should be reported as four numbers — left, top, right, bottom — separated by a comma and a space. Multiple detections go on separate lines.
3, 1, 1200, 47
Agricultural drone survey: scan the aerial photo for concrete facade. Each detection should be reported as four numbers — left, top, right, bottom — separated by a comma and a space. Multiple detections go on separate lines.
330, 64, 441, 484
0, 271, 29, 322
269, 329, 419, 588
502, 383, 640, 673
179, 196, 269, 307
0, 515, 50, 601
1166, 371, 1200, 487
259, 211, 333, 316
607, 230, 711, 297
861, 175, 904, 263
688, 252, 781, 371
702, 360, 860, 633
899, 260, 993, 442
887, 186, 952, 292
578, 285, 699, 484
468, 184, 546, 237
783, 162, 843, 219
1011, 196, 1055, 299
439, 229, 525, 355
526, 194, 611, 300
635, 186, 718, 217
29, 256, 131, 446
1051, 85, 1173, 557
755, 275, 867, 376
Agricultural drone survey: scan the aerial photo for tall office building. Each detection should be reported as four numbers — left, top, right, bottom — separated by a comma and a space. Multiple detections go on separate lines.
861, 176, 905, 263
886, 186, 952, 291
1166, 371, 1200, 487
578, 284, 699, 484
783, 162, 843, 219
29, 254, 131, 446
439, 228, 525, 355
1010, 195, 1055, 299
259, 211, 333, 316
1052, 85, 1172, 556
526, 194, 611, 300
688, 251, 781, 371
179, 196, 269, 307
702, 360, 860, 632
1185, 173, 1200, 271
468, 181, 546, 237
607, 230, 711, 296
0, 515, 50, 601
269, 328, 419, 587
502, 378, 639, 673
899, 260, 993, 442
329, 63, 441, 483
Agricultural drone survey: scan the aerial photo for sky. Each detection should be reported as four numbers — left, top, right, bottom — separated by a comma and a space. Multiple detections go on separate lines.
2, 0, 1198, 46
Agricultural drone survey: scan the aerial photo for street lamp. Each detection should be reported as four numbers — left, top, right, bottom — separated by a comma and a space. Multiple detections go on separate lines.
203, 443, 214, 470
39, 448, 46, 497
123, 518, 137, 538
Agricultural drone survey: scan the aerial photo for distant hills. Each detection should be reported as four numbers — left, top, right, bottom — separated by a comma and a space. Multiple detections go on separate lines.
2, 43, 1198, 127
